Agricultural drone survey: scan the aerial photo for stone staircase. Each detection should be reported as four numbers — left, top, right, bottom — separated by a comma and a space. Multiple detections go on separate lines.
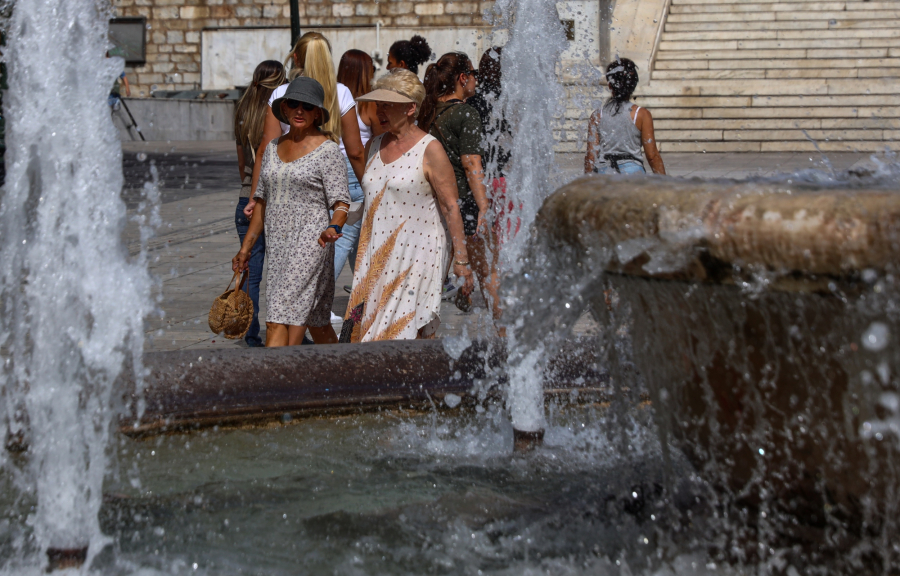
640, 0, 900, 152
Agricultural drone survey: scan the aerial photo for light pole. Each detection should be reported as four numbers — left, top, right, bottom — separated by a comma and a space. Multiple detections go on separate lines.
290, 0, 301, 47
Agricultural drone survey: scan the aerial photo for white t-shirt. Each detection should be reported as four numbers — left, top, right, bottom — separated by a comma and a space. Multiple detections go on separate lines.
269, 81, 356, 156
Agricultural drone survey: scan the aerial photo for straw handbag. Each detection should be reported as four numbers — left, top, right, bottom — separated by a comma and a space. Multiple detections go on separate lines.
208, 271, 253, 339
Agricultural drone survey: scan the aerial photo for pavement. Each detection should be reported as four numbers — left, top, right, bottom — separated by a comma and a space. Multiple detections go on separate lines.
121, 141, 873, 352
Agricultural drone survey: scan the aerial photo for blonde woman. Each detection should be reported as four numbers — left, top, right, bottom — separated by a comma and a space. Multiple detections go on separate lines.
232, 59, 285, 347
244, 33, 365, 227
345, 69, 473, 342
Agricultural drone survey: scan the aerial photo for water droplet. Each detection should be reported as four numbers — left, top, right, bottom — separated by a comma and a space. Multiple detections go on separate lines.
862, 321, 889, 351
758, 448, 765, 455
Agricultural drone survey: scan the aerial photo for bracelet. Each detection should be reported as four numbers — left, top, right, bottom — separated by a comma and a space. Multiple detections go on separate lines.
455, 260, 470, 266
327, 224, 342, 234
334, 206, 349, 213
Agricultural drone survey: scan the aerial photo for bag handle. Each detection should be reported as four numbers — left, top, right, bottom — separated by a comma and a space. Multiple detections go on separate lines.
224, 270, 249, 292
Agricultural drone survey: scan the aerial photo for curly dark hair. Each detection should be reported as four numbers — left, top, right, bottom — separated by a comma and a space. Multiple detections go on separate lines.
389, 35, 432, 74
604, 58, 639, 115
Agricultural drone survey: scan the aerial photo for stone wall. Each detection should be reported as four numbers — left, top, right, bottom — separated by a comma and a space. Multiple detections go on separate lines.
113, 0, 494, 97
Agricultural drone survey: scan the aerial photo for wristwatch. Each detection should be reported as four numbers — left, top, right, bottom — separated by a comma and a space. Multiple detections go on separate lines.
327, 224, 342, 234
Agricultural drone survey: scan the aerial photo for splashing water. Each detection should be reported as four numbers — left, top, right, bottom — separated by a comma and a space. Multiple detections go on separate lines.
0, 0, 154, 567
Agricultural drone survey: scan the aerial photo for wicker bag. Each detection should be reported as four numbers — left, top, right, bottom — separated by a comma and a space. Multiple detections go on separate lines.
208, 271, 253, 339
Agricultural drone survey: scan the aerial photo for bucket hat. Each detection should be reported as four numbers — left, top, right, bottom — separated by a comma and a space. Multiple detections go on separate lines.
271, 76, 330, 126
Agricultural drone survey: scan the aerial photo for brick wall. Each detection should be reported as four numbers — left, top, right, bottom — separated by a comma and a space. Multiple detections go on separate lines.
114, 0, 493, 96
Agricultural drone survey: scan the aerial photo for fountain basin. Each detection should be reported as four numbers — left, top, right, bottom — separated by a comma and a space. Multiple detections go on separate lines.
539, 175, 900, 541
122, 338, 609, 436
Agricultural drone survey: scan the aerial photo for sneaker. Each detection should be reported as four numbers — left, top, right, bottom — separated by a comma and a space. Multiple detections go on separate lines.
331, 312, 343, 324
343, 285, 352, 294
441, 279, 459, 301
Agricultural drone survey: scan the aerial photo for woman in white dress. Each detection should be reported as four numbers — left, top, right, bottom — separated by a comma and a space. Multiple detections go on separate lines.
345, 69, 474, 342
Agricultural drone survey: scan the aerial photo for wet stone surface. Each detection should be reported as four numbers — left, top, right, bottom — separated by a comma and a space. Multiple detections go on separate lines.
121, 141, 870, 352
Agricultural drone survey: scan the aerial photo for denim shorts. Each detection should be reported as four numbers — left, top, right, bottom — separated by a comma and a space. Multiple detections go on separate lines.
595, 161, 646, 175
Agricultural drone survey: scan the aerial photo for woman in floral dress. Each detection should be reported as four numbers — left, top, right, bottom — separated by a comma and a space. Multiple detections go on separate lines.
233, 77, 351, 347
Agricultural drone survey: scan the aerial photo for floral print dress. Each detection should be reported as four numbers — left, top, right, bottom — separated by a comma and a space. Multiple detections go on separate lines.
254, 139, 350, 327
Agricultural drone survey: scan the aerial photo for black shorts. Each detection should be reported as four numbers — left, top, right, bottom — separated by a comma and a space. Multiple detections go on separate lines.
459, 194, 479, 236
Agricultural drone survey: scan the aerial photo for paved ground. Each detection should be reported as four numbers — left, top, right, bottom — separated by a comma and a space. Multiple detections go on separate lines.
122, 141, 872, 352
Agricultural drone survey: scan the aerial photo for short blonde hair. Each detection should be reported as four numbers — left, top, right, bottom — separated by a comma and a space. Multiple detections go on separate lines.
374, 69, 426, 114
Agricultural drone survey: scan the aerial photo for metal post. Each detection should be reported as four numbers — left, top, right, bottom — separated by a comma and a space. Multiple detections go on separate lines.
289, 0, 301, 48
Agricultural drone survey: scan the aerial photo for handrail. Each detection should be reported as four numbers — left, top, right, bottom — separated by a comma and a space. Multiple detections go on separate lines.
648, 0, 674, 74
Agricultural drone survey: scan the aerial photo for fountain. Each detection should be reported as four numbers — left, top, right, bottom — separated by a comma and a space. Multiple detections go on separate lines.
2, 0, 900, 571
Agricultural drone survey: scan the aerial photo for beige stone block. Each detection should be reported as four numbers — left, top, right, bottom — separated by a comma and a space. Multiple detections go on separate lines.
657, 49, 805, 60
639, 96, 752, 108
808, 48, 887, 58
385, 1, 413, 14
306, 17, 326, 25
182, 72, 201, 83
656, 118, 822, 130
670, 2, 845, 13
151, 31, 166, 44
452, 14, 473, 23
724, 129, 877, 141
235, 6, 261, 17
333, 3, 354, 16
114, 0, 134, 7
655, 129, 723, 141
707, 106, 854, 118
779, 28, 900, 39
393, 14, 418, 24
711, 57, 900, 69
158, 44, 173, 53
210, 6, 234, 17
761, 140, 899, 152
415, 3, 444, 15
153, 6, 178, 18
152, 62, 175, 73
861, 38, 900, 47
823, 118, 900, 129
137, 73, 164, 84
356, 3, 379, 15
445, 1, 477, 13
737, 38, 860, 49
134, 0, 152, 6
419, 14, 453, 24
651, 69, 766, 80
667, 11, 775, 23
262, 5, 281, 18
166, 30, 184, 43
124, 6, 150, 15
180, 6, 209, 18
696, 80, 828, 96
858, 106, 900, 117
662, 30, 777, 41
765, 68, 858, 78
755, 94, 900, 107
825, 79, 900, 94
178, 62, 200, 72
666, 20, 827, 31
662, 141, 761, 152
165, 20, 189, 30
829, 17, 900, 29
655, 60, 709, 70
174, 44, 199, 53
658, 40, 738, 51
649, 108, 704, 119
185, 31, 200, 43
845, 1, 900, 9
170, 54, 193, 63
858, 68, 900, 77
307, 4, 329, 16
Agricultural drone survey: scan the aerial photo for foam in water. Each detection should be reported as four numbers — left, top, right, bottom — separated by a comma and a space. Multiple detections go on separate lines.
0, 0, 153, 567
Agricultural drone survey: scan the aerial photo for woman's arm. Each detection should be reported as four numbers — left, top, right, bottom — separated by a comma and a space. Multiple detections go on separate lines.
637, 108, 666, 175
319, 201, 351, 247
236, 144, 246, 181
244, 109, 283, 217
423, 141, 474, 294
461, 154, 490, 236
341, 107, 366, 181
361, 103, 385, 138
584, 109, 601, 173
233, 199, 266, 272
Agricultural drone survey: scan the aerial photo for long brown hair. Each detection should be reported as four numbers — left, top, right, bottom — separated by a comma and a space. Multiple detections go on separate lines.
285, 31, 341, 142
338, 49, 375, 127
419, 52, 473, 133
233, 60, 285, 154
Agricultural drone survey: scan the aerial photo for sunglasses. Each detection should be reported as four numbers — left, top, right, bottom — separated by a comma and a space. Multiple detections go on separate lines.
284, 99, 317, 112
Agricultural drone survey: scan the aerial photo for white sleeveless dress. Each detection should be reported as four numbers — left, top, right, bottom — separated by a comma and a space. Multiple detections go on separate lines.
346, 133, 449, 342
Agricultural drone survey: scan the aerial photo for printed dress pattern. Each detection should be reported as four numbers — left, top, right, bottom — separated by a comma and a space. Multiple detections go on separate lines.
347, 133, 449, 342
254, 139, 350, 327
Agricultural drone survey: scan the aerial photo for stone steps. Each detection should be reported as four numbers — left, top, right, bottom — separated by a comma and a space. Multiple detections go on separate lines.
644, 0, 900, 151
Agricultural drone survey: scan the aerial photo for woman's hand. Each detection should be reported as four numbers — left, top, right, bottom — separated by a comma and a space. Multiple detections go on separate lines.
233, 249, 251, 273
454, 263, 474, 295
318, 227, 343, 247
475, 207, 490, 238
243, 199, 257, 218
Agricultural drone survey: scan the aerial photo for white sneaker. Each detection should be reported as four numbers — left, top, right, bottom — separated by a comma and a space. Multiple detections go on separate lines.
331, 312, 343, 324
